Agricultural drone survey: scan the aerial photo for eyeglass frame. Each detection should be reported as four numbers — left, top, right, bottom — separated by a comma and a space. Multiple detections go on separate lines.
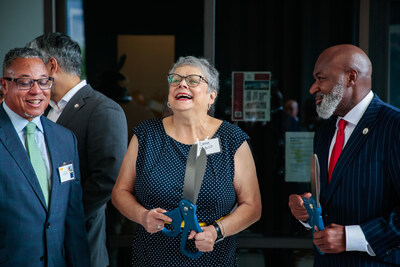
167, 73, 208, 87
3, 77, 54, 90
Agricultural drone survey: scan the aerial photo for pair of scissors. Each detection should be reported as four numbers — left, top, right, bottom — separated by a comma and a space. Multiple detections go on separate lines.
161, 144, 207, 259
302, 154, 325, 255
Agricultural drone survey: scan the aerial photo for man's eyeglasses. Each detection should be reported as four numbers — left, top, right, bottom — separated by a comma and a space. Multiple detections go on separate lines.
167, 74, 208, 87
3, 77, 54, 90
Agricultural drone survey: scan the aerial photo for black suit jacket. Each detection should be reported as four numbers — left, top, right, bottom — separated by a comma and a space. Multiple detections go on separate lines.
52, 84, 127, 266
55, 84, 128, 216
314, 94, 400, 266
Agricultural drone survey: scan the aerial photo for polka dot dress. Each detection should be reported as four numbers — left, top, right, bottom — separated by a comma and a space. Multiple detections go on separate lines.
131, 118, 249, 267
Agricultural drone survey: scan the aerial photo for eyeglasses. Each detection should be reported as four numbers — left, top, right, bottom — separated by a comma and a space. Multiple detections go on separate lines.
167, 74, 208, 87
3, 77, 54, 90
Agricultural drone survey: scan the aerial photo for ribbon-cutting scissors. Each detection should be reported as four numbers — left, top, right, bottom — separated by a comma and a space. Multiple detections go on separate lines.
161, 144, 207, 259
302, 153, 325, 255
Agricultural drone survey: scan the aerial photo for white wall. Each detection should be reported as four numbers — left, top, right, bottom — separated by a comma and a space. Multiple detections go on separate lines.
0, 0, 44, 71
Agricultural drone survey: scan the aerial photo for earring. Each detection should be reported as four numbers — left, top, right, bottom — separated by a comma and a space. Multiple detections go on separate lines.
167, 102, 171, 108
207, 104, 211, 111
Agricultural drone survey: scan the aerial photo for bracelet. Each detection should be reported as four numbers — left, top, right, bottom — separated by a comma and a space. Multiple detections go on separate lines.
212, 222, 224, 243
217, 221, 226, 237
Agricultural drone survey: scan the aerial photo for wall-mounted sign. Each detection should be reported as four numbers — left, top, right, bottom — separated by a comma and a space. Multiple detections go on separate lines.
232, 71, 271, 122
285, 132, 315, 182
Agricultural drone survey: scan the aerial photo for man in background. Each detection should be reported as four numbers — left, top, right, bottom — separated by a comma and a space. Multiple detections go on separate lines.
284, 99, 299, 121
28, 33, 128, 267
0, 47, 89, 266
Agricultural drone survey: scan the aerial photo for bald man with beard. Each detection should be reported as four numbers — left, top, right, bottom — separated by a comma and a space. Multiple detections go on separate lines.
288, 44, 400, 266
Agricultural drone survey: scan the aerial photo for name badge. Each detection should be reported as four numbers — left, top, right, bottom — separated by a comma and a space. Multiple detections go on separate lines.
196, 137, 221, 156
58, 162, 75, 183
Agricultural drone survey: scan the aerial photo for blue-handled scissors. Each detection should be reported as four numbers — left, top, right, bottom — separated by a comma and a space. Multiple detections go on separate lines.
302, 154, 325, 255
162, 144, 207, 259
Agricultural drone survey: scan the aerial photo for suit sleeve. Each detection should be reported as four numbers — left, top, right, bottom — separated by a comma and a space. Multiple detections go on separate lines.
82, 100, 128, 216
65, 133, 90, 267
361, 121, 400, 258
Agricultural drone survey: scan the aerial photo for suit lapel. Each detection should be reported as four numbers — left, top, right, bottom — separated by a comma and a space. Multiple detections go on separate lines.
317, 118, 336, 203
56, 85, 92, 125
0, 106, 48, 210
41, 117, 62, 212
324, 95, 383, 205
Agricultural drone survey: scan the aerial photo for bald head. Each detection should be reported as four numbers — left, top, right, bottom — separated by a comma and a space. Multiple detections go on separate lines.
284, 99, 299, 119
316, 44, 372, 91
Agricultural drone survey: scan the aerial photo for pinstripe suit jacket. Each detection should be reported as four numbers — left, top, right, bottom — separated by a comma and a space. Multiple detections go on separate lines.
313, 94, 400, 266
0, 105, 90, 267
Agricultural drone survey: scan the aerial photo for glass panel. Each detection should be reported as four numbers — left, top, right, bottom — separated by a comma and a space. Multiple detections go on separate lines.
66, 0, 86, 79
389, 2, 400, 108
389, 25, 400, 108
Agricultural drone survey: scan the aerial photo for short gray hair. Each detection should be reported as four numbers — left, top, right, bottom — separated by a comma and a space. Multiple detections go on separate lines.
168, 56, 219, 94
3, 47, 44, 75
27, 32, 82, 77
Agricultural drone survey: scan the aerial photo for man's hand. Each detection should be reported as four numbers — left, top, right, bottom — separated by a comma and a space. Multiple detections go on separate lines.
313, 223, 346, 254
288, 193, 311, 222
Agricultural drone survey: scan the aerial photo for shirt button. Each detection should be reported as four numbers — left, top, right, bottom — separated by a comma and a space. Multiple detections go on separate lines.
46, 223, 51, 229
40, 255, 45, 261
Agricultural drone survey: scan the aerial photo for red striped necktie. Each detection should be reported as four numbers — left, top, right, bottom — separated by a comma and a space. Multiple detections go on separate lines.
328, 119, 347, 182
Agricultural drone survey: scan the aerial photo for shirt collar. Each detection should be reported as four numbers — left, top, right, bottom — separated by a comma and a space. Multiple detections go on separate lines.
49, 80, 87, 110
337, 90, 374, 126
2, 102, 44, 133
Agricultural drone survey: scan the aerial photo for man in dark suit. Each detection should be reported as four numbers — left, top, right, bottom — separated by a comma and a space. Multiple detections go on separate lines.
0, 47, 90, 266
288, 44, 400, 266
28, 33, 128, 267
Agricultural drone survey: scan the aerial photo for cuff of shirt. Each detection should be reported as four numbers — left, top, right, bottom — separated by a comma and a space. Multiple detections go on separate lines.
345, 225, 376, 256
298, 220, 312, 230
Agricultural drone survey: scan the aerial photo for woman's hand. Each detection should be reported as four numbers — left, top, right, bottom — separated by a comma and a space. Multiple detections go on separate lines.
188, 225, 217, 252
142, 208, 172, 234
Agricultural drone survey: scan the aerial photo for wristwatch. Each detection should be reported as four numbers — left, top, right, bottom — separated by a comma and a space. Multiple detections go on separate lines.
212, 222, 224, 243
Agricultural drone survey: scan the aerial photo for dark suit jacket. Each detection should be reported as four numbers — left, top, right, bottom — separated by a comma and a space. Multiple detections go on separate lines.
55, 84, 127, 216
54, 84, 127, 266
0, 105, 90, 267
314, 94, 400, 266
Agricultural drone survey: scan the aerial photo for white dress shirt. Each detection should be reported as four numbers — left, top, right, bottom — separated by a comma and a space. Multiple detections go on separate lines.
331, 90, 375, 255
47, 80, 87, 122
2, 102, 52, 187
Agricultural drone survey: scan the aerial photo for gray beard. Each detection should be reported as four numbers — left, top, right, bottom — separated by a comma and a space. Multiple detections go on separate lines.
316, 83, 344, 119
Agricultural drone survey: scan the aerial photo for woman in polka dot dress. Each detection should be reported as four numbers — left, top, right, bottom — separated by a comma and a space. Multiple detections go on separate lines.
112, 56, 261, 266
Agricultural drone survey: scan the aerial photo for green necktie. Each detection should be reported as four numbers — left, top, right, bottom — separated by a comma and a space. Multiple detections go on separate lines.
25, 122, 49, 206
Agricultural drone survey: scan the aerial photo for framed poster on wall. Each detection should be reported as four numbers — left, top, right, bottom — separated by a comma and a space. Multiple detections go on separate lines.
232, 71, 271, 122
